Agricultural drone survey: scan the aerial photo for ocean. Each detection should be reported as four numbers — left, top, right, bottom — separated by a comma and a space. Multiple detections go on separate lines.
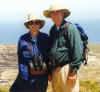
0, 20, 100, 44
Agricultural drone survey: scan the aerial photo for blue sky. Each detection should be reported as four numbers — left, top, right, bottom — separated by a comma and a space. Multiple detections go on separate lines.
0, 0, 100, 22
0, 0, 100, 44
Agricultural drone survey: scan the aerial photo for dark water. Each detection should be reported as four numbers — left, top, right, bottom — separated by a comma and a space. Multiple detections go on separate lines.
0, 20, 100, 44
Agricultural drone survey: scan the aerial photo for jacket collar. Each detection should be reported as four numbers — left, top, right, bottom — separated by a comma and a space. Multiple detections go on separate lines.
27, 32, 41, 43
54, 20, 67, 30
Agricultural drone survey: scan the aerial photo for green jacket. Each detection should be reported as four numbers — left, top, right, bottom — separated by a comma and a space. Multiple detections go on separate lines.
49, 20, 83, 71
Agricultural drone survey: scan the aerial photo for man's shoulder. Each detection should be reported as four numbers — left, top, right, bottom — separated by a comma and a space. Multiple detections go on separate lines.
63, 22, 78, 33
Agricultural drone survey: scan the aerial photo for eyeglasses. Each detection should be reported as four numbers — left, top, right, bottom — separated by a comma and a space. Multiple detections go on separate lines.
26, 20, 41, 26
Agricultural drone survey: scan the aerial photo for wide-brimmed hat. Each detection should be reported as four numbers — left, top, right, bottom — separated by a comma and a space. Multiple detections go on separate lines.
43, 4, 71, 18
24, 14, 45, 29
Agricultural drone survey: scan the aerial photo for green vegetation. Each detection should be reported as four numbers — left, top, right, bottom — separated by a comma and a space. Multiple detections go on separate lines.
0, 85, 9, 92
0, 80, 100, 92
80, 80, 100, 92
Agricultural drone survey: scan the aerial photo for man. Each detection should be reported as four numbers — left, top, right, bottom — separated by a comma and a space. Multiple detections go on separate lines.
10, 14, 49, 92
43, 4, 83, 92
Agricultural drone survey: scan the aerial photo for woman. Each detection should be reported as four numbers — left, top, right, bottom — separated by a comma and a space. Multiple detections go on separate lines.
10, 13, 49, 92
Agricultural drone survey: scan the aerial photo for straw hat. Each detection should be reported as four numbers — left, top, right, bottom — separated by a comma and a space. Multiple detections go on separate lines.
43, 4, 70, 18
24, 13, 45, 29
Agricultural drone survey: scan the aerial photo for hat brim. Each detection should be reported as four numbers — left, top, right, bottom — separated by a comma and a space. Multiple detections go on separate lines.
44, 9, 70, 18
24, 20, 45, 29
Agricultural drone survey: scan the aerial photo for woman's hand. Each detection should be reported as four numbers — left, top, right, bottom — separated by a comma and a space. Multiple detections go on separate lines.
48, 74, 52, 81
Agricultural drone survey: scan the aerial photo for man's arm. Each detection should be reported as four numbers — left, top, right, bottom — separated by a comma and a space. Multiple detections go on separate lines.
68, 23, 83, 73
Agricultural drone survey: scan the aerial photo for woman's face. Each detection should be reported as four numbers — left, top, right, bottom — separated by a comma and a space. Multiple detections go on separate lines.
28, 22, 40, 37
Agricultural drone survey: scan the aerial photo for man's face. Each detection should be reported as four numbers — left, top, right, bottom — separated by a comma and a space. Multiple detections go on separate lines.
50, 11, 64, 26
28, 22, 40, 36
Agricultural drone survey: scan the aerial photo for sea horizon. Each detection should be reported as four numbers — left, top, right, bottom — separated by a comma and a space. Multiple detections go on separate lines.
0, 19, 100, 44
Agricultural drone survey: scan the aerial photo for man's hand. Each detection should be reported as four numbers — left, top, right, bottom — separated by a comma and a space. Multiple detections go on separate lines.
66, 68, 77, 90
68, 67, 77, 80
67, 71, 77, 80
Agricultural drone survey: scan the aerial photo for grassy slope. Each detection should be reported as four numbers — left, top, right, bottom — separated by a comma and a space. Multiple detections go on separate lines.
80, 43, 100, 92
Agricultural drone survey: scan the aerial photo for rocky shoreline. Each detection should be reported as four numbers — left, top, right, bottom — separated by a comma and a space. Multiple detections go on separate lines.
0, 45, 100, 87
